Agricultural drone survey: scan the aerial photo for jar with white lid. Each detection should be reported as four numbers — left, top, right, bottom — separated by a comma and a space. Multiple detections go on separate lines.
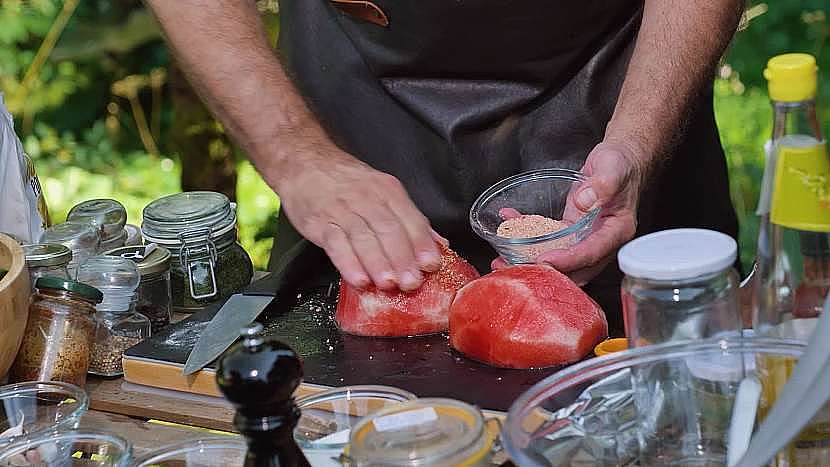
141, 191, 253, 313
618, 228, 741, 348
40, 221, 101, 276
23, 243, 72, 284
68, 199, 128, 250
76, 256, 150, 376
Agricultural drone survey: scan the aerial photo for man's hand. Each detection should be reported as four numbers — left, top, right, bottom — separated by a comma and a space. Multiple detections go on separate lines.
535, 142, 645, 285
279, 147, 443, 291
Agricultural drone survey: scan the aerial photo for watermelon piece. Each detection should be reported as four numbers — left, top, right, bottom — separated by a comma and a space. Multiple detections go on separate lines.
336, 246, 480, 337
449, 264, 607, 368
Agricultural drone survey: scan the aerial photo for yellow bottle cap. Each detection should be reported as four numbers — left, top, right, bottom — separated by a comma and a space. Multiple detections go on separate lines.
764, 53, 818, 102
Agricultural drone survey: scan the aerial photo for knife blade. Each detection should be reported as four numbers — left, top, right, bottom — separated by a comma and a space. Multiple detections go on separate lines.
182, 293, 274, 375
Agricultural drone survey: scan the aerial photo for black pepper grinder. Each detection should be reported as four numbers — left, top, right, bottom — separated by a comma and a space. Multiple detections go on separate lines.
216, 323, 311, 467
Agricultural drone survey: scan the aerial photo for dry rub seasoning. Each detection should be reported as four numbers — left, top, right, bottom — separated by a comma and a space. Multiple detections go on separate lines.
9, 276, 102, 388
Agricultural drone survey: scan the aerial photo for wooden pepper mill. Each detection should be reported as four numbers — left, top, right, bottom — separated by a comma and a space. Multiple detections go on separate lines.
217, 322, 311, 467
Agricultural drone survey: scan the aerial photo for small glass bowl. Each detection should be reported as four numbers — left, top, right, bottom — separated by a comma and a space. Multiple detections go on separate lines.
295, 386, 417, 452
470, 168, 599, 264
134, 437, 247, 467
0, 381, 89, 448
0, 429, 131, 466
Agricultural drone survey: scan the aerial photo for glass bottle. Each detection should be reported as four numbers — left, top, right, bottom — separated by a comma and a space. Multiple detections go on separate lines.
40, 221, 101, 277
105, 245, 172, 334
753, 53, 830, 466
67, 199, 128, 251
753, 53, 828, 341
9, 277, 103, 387
141, 192, 253, 313
76, 256, 150, 377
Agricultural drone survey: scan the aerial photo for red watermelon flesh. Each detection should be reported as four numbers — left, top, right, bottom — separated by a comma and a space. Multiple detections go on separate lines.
449, 264, 607, 368
336, 246, 480, 337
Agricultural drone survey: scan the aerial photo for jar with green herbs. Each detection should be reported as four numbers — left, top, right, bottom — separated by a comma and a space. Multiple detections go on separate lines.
141, 192, 253, 313
9, 277, 102, 388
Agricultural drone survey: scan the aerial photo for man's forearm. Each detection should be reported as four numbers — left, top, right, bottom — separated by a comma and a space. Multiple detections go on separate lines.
606, 0, 743, 178
144, 0, 332, 191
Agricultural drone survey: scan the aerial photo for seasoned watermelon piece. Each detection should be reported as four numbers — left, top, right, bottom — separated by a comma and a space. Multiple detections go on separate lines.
449, 264, 607, 368
336, 246, 480, 337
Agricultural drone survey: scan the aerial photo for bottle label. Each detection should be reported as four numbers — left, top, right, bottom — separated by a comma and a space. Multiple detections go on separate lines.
771, 142, 830, 232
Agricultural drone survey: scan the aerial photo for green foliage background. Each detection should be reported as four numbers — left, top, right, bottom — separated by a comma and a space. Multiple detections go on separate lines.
2, 0, 828, 273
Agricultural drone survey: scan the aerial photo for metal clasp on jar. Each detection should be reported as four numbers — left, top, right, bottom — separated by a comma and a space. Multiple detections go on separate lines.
179, 228, 218, 300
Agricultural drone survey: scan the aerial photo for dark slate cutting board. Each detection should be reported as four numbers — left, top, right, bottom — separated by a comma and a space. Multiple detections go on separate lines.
125, 283, 563, 412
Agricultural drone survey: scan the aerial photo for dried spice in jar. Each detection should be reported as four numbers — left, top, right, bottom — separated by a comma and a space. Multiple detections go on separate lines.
105, 245, 172, 333
9, 277, 102, 388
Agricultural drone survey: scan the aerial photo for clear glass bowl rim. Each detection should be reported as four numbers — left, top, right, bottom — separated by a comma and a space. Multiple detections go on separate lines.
0, 381, 90, 445
469, 168, 600, 246
0, 428, 132, 465
501, 336, 808, 467
133, 437, 246, 466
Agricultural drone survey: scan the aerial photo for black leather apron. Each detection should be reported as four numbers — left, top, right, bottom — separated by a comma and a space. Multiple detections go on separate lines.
271, 0, 739, 335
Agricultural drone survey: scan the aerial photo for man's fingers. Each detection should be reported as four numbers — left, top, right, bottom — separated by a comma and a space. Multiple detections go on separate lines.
499, 207, 522, 220
382, 178, 443, 273
537, 216, 634, 273
491, 257, 510, 271
321, 223, 371, 288
335, 213, 399, 290
353, 201, 425, 291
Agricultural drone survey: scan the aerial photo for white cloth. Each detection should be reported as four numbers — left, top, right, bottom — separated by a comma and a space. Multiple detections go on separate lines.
0, 93, 47, 243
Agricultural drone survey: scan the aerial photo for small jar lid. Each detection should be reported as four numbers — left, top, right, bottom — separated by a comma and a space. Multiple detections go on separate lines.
105, 245, 171, 276
618, 229, 737, 281
40, 221, 100, 248
35, 276, 103, 304
23, 243, 72, 267
67, 199, 127, 239
348, 398, 490, 466
76, 256, 141, 313
141, 191, 236, 244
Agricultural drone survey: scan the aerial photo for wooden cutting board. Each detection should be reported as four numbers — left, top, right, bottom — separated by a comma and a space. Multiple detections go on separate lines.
124, 282, 562, 411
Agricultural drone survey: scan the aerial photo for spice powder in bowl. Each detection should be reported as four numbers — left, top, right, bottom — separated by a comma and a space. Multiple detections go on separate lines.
497, 214, 573, 257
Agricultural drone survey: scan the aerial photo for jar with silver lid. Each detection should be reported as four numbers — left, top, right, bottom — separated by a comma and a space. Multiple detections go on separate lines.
40, 221, 101, 276
106, 245, 172, 333
68, 199, 128, 251
141, 191, 253, 313
23, 243, 72, 285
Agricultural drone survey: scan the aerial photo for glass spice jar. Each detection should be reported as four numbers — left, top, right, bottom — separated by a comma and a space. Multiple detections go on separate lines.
67, 199, 128, 250
141, 192, 253, 313
105, 245, 172, 333
40, 221, 101, 276
76, 256, 148, 377
22, 244, 72, 286
8, 277, 102, 388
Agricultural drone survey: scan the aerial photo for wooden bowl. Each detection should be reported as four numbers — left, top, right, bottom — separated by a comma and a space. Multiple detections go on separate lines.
0, 233, 30, 378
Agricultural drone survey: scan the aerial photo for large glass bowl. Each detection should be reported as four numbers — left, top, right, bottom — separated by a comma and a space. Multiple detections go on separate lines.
503, 337, 811, 466
469, 168, 599, 264
295, 385, 416, 464
134, 437, 247, 467
0, 381, 89, 448
0, 429, 131, 466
